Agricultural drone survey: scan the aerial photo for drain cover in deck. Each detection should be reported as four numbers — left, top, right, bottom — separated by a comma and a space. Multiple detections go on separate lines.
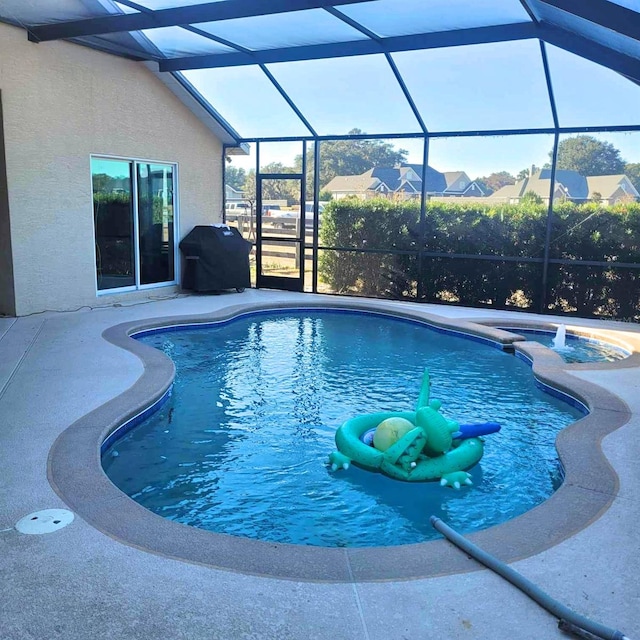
15, 509, 74, 534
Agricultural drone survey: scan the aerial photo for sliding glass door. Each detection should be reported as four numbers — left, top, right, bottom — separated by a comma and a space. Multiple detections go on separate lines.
92, 158, 135, 290
137, 163, 175, 286
92, 157, 176, 292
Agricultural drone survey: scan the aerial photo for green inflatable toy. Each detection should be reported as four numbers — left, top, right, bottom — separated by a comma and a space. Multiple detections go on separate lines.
373, 417, 415, 451
328, 369, 496, 489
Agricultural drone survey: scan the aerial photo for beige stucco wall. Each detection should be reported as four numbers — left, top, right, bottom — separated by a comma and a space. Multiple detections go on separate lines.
0, 22, 223, 316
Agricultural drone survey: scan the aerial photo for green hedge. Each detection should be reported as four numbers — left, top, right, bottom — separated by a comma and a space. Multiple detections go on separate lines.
93, 193, 168, 237
319, 198, 640, 319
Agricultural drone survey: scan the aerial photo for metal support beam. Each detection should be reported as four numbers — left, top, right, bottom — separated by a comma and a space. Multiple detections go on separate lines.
540, 131, 559, 313
323, 7, 429, 134
115, 0, 315, 137
417, 137, 429, 300
171, 72, 241, 141
259, 66, 317, 137
518, 0, 539, 23
539, 41, 559, 129
255, 142, 262, 283
235, 123, 640, 144
385, 54, 429, 135
28, 0, 375, 42
113, 0, 256, 54
68, 36, 156, 61
312, 141, 320, 294
159, 22, 537, 71
323, 7, 381, 40
538, 0, 640, 42
539, 23, 640, 86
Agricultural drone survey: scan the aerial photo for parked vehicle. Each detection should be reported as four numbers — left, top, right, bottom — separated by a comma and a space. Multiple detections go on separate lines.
305, 202, 326, 215
225, 201, 252, 225
225, 201, 252, 214
263, 204, 295, 229
301, 202, 326, 227
262, 204, 281, 215
265, 202, 327, 229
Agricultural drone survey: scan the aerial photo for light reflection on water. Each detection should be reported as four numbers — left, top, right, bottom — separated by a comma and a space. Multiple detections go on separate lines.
103, 311, 583, 547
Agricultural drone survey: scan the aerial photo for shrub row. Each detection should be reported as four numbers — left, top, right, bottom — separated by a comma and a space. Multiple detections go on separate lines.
318, 198, 640, 319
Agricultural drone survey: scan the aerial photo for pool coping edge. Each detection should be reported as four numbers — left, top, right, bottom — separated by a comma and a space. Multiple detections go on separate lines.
47, 299, 632, 583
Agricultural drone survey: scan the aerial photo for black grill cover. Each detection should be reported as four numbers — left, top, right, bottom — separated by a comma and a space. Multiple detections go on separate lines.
179, 225, 251, 292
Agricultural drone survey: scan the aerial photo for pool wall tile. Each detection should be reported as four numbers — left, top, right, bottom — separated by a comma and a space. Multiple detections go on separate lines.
101, 387, 172, 454
132, 306, 513, 352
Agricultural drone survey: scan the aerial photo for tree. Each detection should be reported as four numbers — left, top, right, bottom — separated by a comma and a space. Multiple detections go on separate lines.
517, 166, 537, 181
92, 173, 114, 192
475, 171, 516, 195
225, 166, 246, 191
294, 130, 408, 188
624, 162, 640, 191
520, 190, 543, 205
242, 164, 300, 206
242, 170, 256, 212
553, 135, 625, 176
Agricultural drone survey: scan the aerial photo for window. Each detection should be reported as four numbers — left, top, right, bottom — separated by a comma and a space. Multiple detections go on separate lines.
92, 157, 177, 292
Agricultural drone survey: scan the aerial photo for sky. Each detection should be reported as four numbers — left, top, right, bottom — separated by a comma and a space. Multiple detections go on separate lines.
111, 0, 640, 178
170, 11, 640, 180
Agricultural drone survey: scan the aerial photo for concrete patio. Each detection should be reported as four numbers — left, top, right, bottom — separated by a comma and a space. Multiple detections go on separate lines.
1, 290, 638, 640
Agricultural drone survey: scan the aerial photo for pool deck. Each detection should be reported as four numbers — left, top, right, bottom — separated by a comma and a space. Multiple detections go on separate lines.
1, 290, 639, 640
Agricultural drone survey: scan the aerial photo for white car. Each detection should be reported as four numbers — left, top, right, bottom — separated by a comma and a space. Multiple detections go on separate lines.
266, 203, 325, 229
225, 202, 252, 223
226, 201, 252, 213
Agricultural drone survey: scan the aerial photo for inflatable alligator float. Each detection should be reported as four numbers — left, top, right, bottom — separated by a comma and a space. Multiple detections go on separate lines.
328, 369, 500, 488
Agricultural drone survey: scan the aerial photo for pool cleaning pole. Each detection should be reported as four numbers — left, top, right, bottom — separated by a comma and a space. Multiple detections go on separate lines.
430, 517, 631, 640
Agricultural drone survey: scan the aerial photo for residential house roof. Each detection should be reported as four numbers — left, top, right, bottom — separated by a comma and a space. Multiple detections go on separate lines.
490, 168, 639, 202
402, 164, 448, 192
488, 182, 522, 200
396, 180, 420, 193
225, 184, 244, 198
586, 175, 639, 199
371, 167, 405, 191
489, 169, 581, 200
324, 164, 482, 196
539, 169, 588, 199
323, 171, 383, 194
443, 171, 466, 188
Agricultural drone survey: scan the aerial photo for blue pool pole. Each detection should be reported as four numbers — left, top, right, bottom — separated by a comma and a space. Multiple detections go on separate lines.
430, 517, 630, 640
452, 422, 501, 440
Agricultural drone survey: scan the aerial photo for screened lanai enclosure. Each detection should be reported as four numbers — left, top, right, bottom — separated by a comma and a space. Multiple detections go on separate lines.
4, 0, 639, 318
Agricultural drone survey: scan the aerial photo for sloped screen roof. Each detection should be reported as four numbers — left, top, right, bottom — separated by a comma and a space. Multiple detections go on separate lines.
1, 0, 639, 141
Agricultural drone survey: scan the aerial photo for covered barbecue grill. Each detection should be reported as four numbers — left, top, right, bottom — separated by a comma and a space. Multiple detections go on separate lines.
179, 225, 251, 292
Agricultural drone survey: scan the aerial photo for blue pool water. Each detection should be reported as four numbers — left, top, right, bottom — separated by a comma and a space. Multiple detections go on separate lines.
500, 328, 629, 363
102, 311, 584, 548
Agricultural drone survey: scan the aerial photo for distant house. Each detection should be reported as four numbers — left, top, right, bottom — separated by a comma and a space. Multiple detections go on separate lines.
323, 164, 485, 200
442, 171, 485, 196
586, 175, 639, 204
225, 183, 246, 202
489, 168, 639, 205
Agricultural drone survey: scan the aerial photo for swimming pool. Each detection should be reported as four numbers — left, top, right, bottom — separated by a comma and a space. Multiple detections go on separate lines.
102, 310, 584, 548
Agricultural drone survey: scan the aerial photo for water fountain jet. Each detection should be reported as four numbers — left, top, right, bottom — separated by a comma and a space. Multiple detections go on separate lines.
552, 325, 570, 350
